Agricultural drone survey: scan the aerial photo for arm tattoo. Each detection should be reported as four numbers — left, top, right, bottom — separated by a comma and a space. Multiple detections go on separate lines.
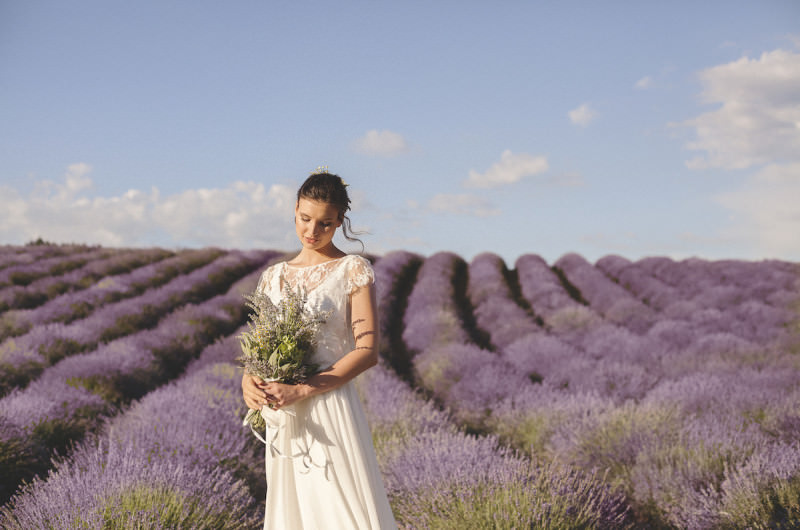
351, 318, 366, 329
354, 330, 376, 343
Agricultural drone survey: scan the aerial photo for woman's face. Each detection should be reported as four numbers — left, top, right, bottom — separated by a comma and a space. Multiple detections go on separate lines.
295, 197, 342, 251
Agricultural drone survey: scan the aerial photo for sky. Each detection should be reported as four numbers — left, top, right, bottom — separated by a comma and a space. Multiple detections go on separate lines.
1, 1, 799, 266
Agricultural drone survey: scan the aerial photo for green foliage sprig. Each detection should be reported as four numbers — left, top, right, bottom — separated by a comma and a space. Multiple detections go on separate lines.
237, 286, 328, 431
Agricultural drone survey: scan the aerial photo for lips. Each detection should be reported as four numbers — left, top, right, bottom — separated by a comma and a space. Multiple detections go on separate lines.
305, 237, 318, 244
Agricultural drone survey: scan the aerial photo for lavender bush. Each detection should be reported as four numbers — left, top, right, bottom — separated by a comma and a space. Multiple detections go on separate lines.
358, 364, 632, 529
0, 247, 118, 291
0, 244, 797, 528
0, 260, 276, 503
0, 363, 262, 528
515, 253, 585, 321
596, 254, 678, 311
0, 245, 77, 272
372, 250, 422, 357
402, 252, 471, 352
0, 247, 223, 340
467, 252, 541, 351
554, 253, 656, 334
0, 249, 270, 396
398, 250, 799, 527
0, 248, 171, 312
371, 251, 632, 528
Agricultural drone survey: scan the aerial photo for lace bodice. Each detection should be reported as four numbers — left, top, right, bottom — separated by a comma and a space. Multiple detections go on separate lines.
255, 255, 375, 368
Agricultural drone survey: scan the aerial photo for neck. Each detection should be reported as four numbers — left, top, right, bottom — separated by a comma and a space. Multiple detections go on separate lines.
295, 245, 345, 265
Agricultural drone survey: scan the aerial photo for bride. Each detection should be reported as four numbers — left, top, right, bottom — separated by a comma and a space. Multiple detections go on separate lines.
241, 169, 397, 529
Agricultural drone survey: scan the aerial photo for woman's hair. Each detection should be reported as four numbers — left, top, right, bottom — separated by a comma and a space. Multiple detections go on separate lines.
297, 171, 364, 250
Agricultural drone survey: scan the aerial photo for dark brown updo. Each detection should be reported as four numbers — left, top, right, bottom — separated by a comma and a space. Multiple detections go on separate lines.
297, 171, 364, 248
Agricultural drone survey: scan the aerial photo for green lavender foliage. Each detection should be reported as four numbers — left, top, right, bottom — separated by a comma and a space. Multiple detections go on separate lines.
237, 286, 327, 384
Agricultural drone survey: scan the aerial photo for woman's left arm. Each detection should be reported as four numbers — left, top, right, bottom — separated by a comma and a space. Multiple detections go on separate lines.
262, 282, 379, 409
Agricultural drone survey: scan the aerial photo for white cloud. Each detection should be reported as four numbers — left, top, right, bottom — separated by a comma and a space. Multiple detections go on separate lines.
568, 103, 597, 126
714, 163, 800, 258
681, 48, 800, 170
426, 193, 500, 217
635, 76, 654, 90
678, 45, 800, 260
353, 129, 409, 157
465, 149, 549, 188
0, 164, 298, 248
64, 163, 93, 192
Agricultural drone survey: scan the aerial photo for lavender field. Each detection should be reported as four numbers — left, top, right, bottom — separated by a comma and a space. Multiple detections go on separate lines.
0, 243, 798, 529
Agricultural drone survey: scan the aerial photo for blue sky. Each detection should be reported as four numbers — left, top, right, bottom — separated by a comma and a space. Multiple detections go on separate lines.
1, 1, 799, 265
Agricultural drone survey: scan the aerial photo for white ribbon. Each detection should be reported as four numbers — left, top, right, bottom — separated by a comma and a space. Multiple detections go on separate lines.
245, 404, 329, 479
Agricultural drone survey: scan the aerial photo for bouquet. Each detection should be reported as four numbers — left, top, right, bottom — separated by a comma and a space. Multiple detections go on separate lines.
237, 285, 328, 433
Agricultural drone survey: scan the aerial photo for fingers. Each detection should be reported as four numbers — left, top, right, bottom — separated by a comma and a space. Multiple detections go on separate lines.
244, 387, 263, 407
265, 388, 281, 408
245, 394, 274, 410
243, 393, 259, 409
242, 378, 274, 409
243, 374, 268, 389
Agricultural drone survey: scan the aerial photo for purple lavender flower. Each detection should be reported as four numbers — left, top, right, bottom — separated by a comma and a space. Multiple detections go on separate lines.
502, 333, 579, 378
413, 342, 529, 428
0, 250, 275, 397
594, 254, 632, 279
468, 253, 541, 350
0, 248, 172, 312
373, 251, 422, 341
402, 252, 470, 353
1, 248, 225, 340
0, 437, 260, 529
0, 248, 112, 288
555, 253, 656, 333
0, 263, 272, 503
716, 442, 800, 527
1, 246, 797, 527
515, 253, 583, 319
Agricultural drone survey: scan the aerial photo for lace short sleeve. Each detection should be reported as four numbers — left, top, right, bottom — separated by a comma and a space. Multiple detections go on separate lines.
346, 256, 375, 295
256, 265, 274, 295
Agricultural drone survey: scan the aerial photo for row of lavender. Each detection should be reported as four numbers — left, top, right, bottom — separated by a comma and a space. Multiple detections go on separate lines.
402, 250, 800, 528
370, 251, 631, 528
0, 242, 104, 262
1, 249, 631, 528
0, 321, 266, 527
0, 247, 172, 313
0, 247, 280, 504
0, 248, 237, 395
0, 244, 108, 279
1, 245, 797, 528
0, 248, 223, 339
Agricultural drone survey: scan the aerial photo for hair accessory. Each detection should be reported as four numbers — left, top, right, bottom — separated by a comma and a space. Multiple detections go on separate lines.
311, 165, 329, 175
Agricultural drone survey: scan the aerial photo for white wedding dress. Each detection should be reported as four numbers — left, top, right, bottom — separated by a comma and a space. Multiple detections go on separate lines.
255, 255, 397, 530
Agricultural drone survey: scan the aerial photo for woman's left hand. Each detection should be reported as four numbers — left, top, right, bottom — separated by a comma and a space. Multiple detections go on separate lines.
262, 381, 310, 410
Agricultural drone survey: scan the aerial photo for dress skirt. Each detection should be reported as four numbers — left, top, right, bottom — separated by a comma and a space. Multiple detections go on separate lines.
262, 381, 397, 530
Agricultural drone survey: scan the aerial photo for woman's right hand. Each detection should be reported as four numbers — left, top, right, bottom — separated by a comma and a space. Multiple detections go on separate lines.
242, 373, 271, 410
